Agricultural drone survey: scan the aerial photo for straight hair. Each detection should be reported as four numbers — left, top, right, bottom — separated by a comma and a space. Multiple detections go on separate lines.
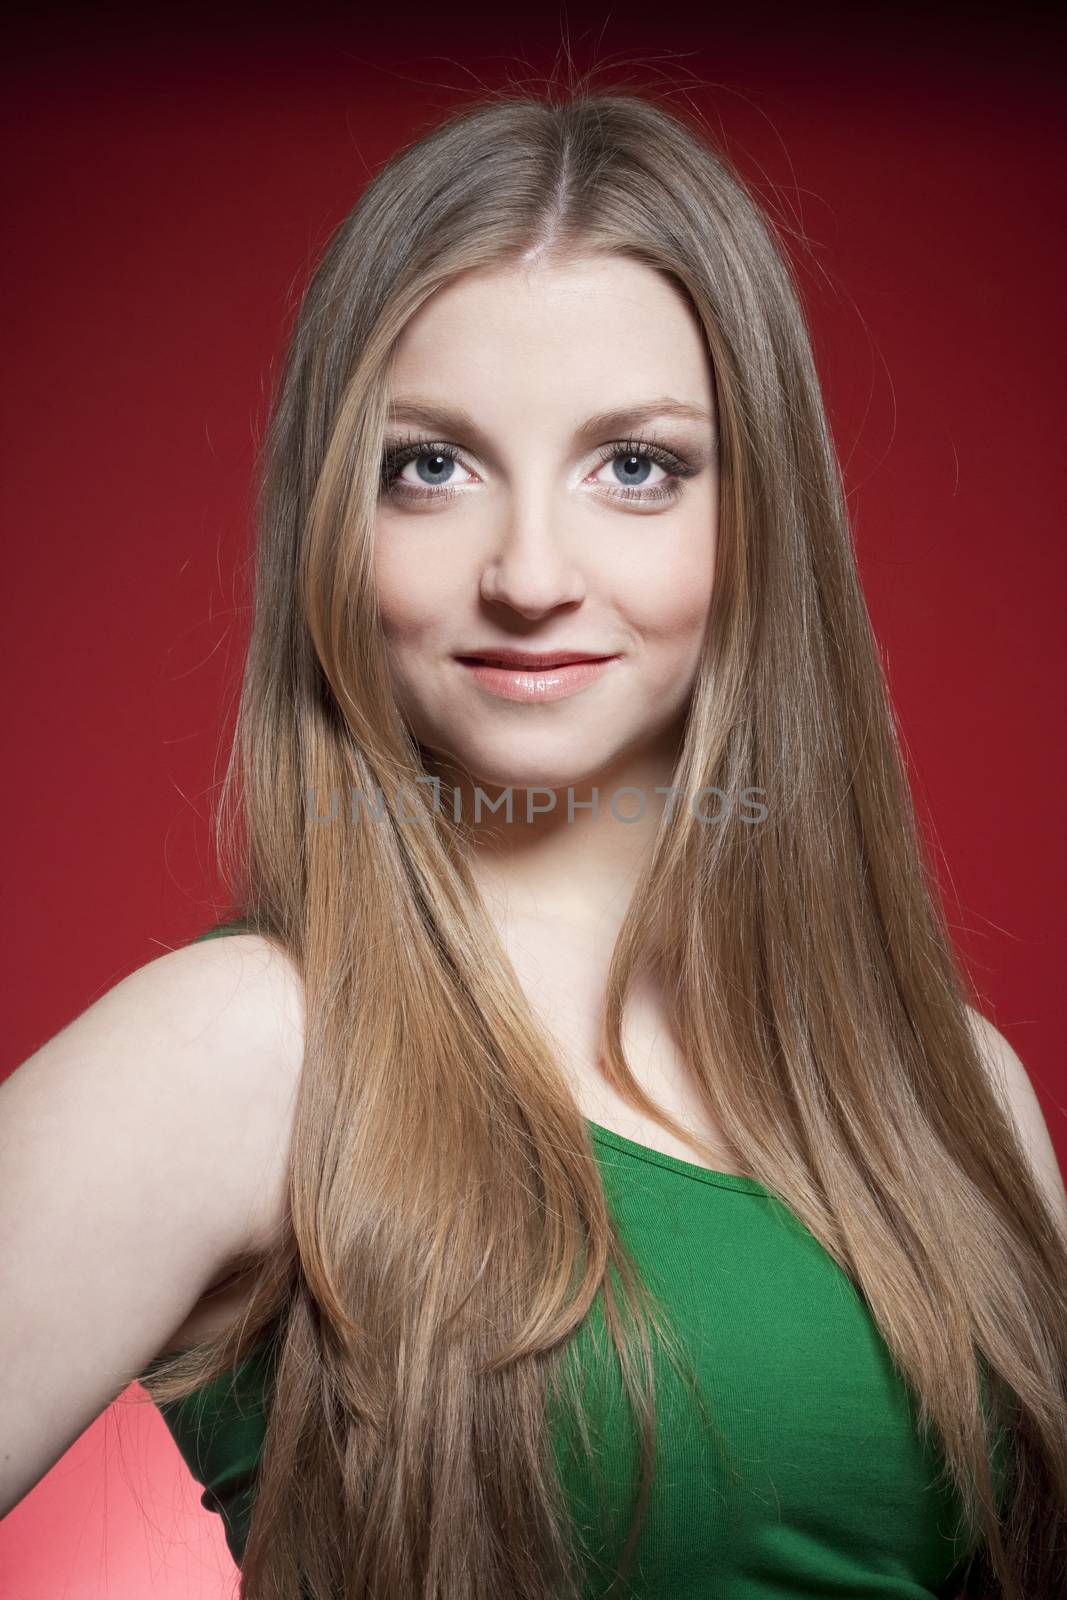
139, 73, 1067, 1599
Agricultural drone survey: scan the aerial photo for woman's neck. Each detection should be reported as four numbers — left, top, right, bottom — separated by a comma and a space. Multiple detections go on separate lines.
451, 734, 681, 936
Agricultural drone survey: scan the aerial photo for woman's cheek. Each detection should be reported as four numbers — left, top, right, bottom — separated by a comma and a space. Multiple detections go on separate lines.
374, 540, 455, 642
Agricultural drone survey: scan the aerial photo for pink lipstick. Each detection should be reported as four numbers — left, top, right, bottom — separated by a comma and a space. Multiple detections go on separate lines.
454, 649, 621, 703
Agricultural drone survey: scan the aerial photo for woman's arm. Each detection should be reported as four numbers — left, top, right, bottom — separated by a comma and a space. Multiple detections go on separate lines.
0, 932, 302, 1517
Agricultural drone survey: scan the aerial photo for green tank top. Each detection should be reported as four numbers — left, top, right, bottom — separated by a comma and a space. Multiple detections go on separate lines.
146, 920, 996, 1596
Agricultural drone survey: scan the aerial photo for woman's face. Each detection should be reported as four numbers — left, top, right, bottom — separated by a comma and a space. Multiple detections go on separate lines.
373, 252, 719, 793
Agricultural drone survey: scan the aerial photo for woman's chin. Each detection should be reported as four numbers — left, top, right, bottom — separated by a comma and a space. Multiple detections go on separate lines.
416, 738, 615, 799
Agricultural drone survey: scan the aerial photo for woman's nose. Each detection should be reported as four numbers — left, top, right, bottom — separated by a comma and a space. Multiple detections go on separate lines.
478, 518, 587, 618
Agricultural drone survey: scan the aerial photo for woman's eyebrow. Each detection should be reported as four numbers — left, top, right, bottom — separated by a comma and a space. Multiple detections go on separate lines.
385, 395, 714, 447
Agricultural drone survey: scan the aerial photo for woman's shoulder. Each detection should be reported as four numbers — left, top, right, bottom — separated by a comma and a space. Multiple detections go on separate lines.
141, 934, 303, 1356
144, 923, 305, 1100
176, 922, 305, 1046
162, 922, 305, 1215
143, 927, 306, 1355
0, 925, 306, 1511
964, 1004, 1067, 1237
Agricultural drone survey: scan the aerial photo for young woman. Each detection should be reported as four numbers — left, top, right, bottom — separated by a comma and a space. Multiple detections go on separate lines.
3, 82, 1065, 1600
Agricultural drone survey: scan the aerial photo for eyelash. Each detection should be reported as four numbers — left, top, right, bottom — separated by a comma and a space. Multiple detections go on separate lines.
379, 434, 698, 506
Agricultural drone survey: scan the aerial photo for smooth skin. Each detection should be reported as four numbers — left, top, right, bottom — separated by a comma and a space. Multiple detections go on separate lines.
2, 255, 1063, 1522
375, 254, 736, 1155
373, 251, 1067, 1208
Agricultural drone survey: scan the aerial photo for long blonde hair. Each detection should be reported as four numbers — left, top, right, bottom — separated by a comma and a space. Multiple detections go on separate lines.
139, 73, 1067, 1599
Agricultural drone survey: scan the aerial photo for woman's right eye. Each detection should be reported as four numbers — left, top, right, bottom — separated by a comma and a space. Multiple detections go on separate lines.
381, 442, 477, 500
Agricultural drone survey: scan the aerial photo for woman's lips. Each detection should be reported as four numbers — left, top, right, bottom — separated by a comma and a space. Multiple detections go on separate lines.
455, 655, 621, 702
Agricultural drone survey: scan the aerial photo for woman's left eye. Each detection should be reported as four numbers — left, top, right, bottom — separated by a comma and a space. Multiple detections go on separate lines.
380, 437, 693, 505
590, 445, 675, 499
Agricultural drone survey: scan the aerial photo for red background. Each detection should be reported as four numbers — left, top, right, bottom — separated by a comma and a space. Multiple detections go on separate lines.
2, 5, 1064, 1594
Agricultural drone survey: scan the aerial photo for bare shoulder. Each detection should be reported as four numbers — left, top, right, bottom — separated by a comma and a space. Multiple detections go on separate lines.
6, 928, 307, 1274
140, 927, 304, 1040
964, 1003, 1067, 1237
0, 930, 305, 1515
136, 930, 306, 1251
142, 932, 306, 1352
